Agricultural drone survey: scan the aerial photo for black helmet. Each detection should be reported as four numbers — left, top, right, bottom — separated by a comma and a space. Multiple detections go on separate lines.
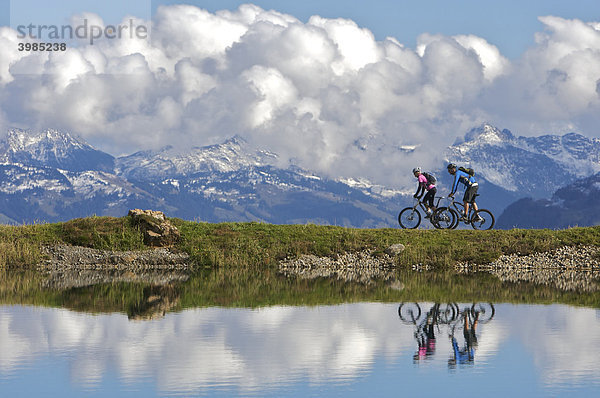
412, 167, 421, 174
447, 163, 457, 170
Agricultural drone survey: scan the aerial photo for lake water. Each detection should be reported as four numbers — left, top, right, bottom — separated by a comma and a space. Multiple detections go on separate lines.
1, 266, 600, 397
2, 301, 600, 397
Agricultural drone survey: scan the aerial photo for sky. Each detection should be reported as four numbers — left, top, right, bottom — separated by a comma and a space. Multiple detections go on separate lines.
1, 1, 600, 186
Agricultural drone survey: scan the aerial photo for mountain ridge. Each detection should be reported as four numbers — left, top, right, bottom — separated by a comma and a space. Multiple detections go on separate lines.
445, 123, 600, 198
2, 124, 600, 228
496, 171, 600, 229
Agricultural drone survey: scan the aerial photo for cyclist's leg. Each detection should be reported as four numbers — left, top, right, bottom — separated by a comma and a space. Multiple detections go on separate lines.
429, 187, 437, 212
462, 190, 469, 218
463, 186, 478, 217
424, 188, 436, 213
465, 186, 480, 220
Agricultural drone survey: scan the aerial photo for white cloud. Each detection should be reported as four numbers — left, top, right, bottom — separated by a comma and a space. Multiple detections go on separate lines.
484, 16, 600, 136
453, 34, 510, 81
1, 6, 600, 188
308, 16, 381, 75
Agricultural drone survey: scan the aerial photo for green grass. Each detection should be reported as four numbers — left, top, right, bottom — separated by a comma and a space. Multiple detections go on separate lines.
2, 215, 600, 269
173, 220, 600, 269
0, 216, 146, 267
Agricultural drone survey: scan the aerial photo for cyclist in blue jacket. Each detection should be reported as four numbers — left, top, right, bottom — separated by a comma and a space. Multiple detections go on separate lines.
447, 163, 482, 221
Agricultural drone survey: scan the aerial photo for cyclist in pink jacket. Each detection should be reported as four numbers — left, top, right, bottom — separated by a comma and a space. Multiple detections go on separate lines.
413, 167, 437, 217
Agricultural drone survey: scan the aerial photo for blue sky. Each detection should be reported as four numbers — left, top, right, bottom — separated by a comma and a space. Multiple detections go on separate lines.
155, 0, 600, 59
3, 0, 600, 59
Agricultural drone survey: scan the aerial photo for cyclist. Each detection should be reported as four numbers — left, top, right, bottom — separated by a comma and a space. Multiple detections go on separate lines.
448, 309, 478, 367
446, 163, 482, 221
412, 167, 437, 218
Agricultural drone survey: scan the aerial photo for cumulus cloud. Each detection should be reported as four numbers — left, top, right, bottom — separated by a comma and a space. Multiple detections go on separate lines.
1, 5, 599, 187
484, 16, 600, 135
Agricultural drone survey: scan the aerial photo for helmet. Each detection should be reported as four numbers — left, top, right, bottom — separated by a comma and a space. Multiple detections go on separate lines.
412, 167, 421, 174
447, 163, 457, 170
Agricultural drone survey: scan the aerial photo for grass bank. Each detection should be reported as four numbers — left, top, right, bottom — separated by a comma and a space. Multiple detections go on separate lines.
2, 215, 600, 269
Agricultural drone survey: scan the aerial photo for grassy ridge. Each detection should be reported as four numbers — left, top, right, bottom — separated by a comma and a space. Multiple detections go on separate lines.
2, 215, 600, 268
0, 216, 146, 267
173, 220, 600, 268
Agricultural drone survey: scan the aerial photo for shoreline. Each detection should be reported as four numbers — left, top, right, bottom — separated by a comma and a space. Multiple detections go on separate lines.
28, 243, 600, 274
38, 244, 191, 272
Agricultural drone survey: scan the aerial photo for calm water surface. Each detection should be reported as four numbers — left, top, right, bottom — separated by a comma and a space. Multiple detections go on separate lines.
1, 302, 600, 397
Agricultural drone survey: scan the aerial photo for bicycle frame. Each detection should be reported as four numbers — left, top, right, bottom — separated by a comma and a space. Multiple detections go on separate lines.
398, 197, 447, 229
445, 197, 495, 230
429, 197, 494, 230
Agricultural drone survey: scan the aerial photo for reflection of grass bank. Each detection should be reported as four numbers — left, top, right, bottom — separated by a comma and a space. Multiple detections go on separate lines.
2, 268, 599, 314
2, 215, 600, 269
178, 268, 600, 309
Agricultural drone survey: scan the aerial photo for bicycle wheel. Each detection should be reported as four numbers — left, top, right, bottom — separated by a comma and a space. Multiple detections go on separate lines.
398, 303, 422, 324
431, 207, 455, 229
398, 207, 421, 229
438, 302, 459, 324
471, 302, 495, 323
470, 209, 495, 230
451, 203, 464, 229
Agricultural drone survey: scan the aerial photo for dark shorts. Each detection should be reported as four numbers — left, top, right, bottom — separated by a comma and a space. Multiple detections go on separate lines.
463, 184, 478, 204
423, 187, 437, 208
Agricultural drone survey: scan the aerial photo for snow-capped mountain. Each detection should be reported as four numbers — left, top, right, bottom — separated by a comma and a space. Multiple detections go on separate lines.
2, 124, 600, 227
496, 172, 600, 229
0, 128, 114, 172
446, 124, 600, 198
115, 136, 278, 180
0, 130, 401, 226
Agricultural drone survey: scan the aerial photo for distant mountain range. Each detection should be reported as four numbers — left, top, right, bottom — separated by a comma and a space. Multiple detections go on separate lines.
446, 124, 600, 199
496, 172, 600, 229
2, 125, 600, 228
0, 129, 402, 226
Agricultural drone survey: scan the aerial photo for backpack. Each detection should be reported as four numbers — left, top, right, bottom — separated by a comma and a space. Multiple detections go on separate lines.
423, 172, 437, 185
458, 166, 475, 177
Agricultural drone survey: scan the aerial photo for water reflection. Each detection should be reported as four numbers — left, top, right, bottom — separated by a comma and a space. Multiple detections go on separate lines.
399, 302, 496, 367
2, 267, 600, 320
128, 284, 180, 320
1, 303, 600, 396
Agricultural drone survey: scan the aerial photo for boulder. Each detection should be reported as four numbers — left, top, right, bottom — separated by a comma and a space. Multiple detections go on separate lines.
128, 209, 180, 247
384, 243, 406, 256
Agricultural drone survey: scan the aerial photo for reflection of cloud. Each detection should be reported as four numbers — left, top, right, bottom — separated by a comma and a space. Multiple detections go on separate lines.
1, 303, 599, 394
508, 305, 600, 386
0, 308, 32, 373
0, 304, 414, 393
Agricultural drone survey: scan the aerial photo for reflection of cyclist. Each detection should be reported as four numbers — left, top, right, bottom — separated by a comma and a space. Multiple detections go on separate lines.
413, 308, 437, 362
446, 163, 481, 222
448, 310, 479, 367
412, 167, 437, 218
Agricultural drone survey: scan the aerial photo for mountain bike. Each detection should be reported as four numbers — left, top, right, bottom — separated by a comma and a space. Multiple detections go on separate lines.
448, 302, 495, 340
398, 197, 457, 229
398, 302, 460, 326
433, 196, 495, 230
471, 302, 495, 323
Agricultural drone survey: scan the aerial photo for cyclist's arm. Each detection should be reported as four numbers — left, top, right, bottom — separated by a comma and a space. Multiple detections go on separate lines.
450, 174, 460, 195
414, 184, 424, 198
